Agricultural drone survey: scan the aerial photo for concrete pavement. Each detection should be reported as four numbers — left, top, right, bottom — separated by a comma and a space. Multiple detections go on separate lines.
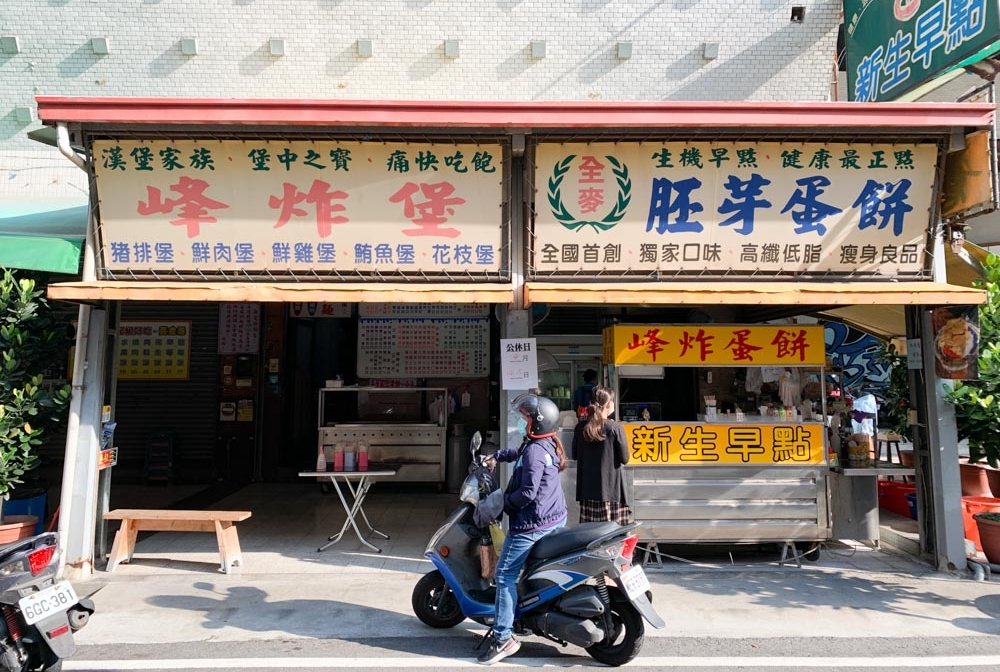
70, 483, 1000, 647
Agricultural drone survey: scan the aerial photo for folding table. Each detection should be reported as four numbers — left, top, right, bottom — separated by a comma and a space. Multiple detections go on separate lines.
299, 467, 397, 553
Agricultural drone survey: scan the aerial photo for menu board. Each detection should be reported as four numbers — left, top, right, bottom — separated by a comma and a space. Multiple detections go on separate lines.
116, 321, 191, 381
218, 303, 261, 355
359, 303, 490, 318
358, 318, 489, 378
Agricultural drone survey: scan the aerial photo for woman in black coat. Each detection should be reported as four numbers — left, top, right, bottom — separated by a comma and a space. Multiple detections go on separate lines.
572, 385, 632, 524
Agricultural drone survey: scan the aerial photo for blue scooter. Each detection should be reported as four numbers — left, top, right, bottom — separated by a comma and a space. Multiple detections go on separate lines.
411, 432, 664, 666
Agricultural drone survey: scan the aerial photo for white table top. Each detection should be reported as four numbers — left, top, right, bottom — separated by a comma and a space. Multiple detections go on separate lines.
299, 469, 397, 479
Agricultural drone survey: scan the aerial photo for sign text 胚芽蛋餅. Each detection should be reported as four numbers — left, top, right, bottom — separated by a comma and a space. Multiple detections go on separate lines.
534, 141, 936, 278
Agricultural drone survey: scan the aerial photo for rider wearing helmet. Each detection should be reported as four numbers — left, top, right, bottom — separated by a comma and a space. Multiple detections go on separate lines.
478, 394, 568, 665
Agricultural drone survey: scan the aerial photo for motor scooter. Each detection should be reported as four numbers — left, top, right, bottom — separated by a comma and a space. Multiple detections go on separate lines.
0, 531, 94, 671
412, 432, 664, 666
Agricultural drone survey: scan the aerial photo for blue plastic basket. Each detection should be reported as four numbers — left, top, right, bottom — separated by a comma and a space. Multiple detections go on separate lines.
905, 492, 917, 520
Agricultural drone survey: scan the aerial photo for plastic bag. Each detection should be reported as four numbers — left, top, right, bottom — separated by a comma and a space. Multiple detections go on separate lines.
489, 522, 505, 556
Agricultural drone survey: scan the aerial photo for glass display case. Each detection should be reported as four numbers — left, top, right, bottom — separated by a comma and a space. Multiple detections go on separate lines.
536, 335, 602, 413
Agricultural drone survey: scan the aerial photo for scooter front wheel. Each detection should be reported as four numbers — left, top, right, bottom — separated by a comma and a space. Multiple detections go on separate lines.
412, 570, 466, 629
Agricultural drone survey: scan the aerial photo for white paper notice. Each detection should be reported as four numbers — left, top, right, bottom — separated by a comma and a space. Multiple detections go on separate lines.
501, 338, 538, 390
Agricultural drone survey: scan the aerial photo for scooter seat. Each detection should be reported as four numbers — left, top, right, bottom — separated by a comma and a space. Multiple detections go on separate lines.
528, 522, 621, 562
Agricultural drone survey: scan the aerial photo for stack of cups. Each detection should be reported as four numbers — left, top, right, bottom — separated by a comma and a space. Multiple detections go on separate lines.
333, 445, 345, 472
344, 441, 357, 472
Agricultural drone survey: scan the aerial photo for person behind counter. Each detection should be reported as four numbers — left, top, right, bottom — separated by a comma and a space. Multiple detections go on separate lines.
479, 394, 568, 665
573, 368, 599, 419
573, 385, 633, 525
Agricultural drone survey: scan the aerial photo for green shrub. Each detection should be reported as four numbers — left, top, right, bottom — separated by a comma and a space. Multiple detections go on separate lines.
0, 270, 72, 505
948, 254, 1000, 468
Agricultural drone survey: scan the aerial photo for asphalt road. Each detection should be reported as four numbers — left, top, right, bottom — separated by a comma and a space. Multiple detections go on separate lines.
64, 635, 1000, 671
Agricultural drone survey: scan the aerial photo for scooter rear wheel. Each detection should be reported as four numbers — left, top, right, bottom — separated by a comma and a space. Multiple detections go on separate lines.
585, 588, 644, 666
412, 570, 465, 629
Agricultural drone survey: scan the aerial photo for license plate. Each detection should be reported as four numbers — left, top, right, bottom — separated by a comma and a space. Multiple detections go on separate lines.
620, 565, 650, 601
18, 581, 78, 626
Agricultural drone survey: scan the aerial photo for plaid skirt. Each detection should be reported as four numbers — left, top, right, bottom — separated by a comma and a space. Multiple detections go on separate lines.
579, 500, 633, 525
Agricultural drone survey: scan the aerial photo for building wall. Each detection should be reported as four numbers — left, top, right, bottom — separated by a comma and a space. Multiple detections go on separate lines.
1, 1, 841, 149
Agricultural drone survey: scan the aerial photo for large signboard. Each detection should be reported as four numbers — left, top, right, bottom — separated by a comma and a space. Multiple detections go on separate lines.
603, 325, 826, 366
845, 0, 1000, 102
622, 423, 826, 466
534, 141, 937, 277
92, 140, 504, 276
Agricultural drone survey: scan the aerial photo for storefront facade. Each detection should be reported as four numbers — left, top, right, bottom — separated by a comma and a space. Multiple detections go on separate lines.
35, 98, 991, 577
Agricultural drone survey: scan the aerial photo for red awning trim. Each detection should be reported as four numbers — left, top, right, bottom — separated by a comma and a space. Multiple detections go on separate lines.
35, 97, 995, 130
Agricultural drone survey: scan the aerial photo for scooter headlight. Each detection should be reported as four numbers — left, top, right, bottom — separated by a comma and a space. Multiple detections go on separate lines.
460, 474, 480, 504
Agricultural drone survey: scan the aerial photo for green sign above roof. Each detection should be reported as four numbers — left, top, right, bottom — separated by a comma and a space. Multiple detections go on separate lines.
845, 0, 1000, 102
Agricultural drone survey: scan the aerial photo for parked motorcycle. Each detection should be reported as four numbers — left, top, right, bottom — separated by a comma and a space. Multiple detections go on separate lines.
412, 432, 664, 666
0, 532, 94, 671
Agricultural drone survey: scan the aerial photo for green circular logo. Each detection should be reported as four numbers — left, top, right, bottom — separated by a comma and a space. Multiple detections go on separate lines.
547, 154, 631, 233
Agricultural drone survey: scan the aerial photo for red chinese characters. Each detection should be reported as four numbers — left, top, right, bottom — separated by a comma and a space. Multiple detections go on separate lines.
137, 176, 229, 238
678, 328, 714, 361
577, 156, 606, 214
626, 328, 670, 362
724, 329, 764, 362
389, 181, 465, 238
268, 179, 349, 237
771, 328, 811, 362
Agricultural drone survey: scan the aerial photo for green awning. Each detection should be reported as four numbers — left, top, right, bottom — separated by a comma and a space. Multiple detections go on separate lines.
0, 204, 87, 275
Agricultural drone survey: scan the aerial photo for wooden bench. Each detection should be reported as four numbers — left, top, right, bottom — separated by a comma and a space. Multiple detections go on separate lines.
103, 509, 252, 574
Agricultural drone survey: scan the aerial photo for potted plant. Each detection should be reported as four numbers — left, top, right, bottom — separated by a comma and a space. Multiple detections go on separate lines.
948, 253, 1000, 497
0, 269, 72, 540
973, 511, 1000, 564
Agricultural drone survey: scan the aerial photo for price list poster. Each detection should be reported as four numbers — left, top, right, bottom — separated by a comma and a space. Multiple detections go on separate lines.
218, 303, 261, 355
116, 321, 192, 381
358, 318, 489, 378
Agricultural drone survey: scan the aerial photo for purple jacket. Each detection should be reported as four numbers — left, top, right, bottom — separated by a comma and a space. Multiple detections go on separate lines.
495, 436, 567, 535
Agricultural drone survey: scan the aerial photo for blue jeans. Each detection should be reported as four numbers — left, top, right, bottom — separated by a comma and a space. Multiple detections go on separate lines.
493, 518, 566, 641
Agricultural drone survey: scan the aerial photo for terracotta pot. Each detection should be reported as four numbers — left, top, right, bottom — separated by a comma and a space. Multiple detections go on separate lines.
973, 513, 1000, 564
960, 461, 994, 497
0, 515, 39, 544
988, 468, 1000, 501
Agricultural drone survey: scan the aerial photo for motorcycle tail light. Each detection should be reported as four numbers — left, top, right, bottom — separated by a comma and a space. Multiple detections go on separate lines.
621, 535, 639, 561
28, 546, 56, 575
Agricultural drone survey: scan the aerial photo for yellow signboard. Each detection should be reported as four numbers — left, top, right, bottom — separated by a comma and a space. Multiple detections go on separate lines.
534, 141, 937, 277
623, 422, 826, 466
604, 324, 825, 366
92, 139, 504, 275
116, 321, 191, 381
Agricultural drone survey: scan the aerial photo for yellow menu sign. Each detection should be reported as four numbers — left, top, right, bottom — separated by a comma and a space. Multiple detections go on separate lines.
116, 320, 191, 381
604, 324, 825, 366
623, 423, 826, 466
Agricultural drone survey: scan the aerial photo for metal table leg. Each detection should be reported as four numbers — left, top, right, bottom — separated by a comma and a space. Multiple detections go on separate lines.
318, 475, 390, 553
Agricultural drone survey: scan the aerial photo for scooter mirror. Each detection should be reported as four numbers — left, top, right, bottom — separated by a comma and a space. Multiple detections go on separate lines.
470, 431, 482, 454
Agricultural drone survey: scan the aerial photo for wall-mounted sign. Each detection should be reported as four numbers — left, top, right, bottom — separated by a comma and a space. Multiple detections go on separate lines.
622, 422, 825, 466
845, 0, 1000, 102
218, 303, 260, 354
500, 338, 539, 390
534, 141, 937, 278
116, 320, 191, 380
357, 317, 490, 378
604, 325, 826, 367
289, 302, 352, 318
931, 305, 980, 380
92, 139, 504, 276
941, 130, 997, 222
